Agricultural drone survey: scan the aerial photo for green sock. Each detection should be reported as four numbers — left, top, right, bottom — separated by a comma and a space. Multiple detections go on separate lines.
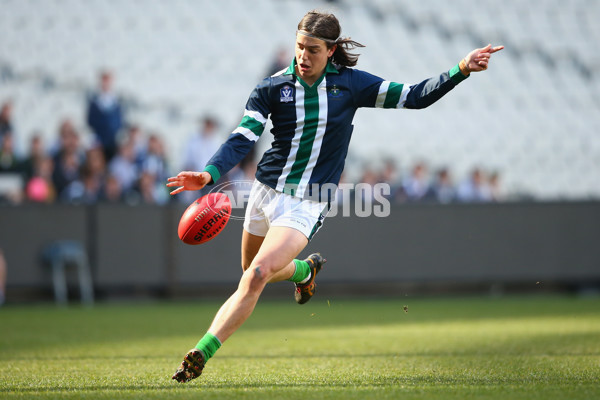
288, 259, 311, 283
195, 332, 222, 362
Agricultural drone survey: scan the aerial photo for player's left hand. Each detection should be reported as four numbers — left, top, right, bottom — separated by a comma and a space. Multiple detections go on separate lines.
463, 44, 504, 73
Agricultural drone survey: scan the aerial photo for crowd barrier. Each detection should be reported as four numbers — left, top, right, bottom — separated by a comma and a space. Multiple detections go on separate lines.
1, 202, 598, 301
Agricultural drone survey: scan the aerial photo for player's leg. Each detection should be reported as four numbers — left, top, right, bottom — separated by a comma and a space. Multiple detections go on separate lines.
215, 229, 285, 330
172, 226, 307, 383
208, 229, 273, 336
241, 230, 263, 271
242, 227, 309, 285
209, 226, 307, 341
173, 181, 328, 383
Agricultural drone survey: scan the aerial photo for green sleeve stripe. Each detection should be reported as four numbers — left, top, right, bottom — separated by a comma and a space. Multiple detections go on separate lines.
239, 115, 265, 137
383, 82, 404, 109
203, 165, 221, 185
449, 64, 469, 84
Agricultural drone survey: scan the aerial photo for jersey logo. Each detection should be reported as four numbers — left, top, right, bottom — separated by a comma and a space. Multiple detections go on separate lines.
280, 85, 294, 102
328, 84, 343, 98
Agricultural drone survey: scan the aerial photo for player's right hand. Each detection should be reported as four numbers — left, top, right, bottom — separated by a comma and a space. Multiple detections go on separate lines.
166, 171, 212, 195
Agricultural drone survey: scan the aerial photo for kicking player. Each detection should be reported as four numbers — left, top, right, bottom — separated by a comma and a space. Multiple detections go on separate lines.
167, 9, 503, 382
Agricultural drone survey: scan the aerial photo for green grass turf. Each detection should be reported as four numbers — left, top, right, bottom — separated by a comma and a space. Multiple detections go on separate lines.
1, 295, 599, 399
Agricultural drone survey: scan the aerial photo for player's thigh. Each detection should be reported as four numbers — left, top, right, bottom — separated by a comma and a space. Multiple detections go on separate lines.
241, 229, 264, 271
249, 226, 308, 277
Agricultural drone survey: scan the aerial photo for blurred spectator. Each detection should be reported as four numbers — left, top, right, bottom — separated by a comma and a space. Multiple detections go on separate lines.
136, 171, 156, 204
20, 133, 47, 181
99, 174, 124, 203
127, 124, 146, 164
61, 146, 107, 204
401, 161, 433, 202
180, 116, 222, 202
51, 120, 85, 197
488, 171, 503, 201
25, 156, 56, 203
85, 146, 107, 180
1, 131, 36, 205
108, 139, 138, 194
138, 133, 171, 204
379, 158, 402, 201
0, 248, 6, 306
52, 151, 82, 199
0, 101, 14, 141
0, 132, 20, 173
431, 167, 456, 204
358, 165, 379, 203
86, 70, 124, 162
62, 163, 103, 204
183, 116, 221, 172
135, 171, 169, 205
0, 133, 23, 204
456, 167, 492, 202
140, 133, 169, 182
379, 158, 400, 186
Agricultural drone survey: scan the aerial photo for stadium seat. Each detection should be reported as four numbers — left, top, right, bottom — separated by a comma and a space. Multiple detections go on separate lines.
1, 0, 599, 199
41, 240, 94, 305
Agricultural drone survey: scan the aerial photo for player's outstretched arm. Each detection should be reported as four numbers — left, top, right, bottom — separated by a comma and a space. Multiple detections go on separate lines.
166, 171, 212, 195
460, 44, 504, 74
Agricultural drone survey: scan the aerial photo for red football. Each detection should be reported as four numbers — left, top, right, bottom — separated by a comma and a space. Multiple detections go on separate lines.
178, 193, 232, 245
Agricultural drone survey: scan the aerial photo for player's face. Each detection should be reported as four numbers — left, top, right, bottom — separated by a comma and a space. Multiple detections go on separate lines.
294, 34, 336, 85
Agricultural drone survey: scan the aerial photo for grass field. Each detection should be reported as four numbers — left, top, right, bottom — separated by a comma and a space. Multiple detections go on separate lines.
1, 295, 599, 399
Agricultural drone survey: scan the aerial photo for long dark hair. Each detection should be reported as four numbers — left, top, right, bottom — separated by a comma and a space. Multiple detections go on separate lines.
297, 10, 365, 67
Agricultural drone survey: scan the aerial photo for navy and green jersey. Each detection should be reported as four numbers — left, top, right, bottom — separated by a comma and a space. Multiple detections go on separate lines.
204, 58, 468, 201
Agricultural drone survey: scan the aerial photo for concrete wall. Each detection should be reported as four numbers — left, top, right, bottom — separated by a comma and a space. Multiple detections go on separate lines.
1, 202, 599, 299
0, 205, 89, 287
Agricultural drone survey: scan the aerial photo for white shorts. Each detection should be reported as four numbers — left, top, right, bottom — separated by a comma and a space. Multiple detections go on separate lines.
243, 180, 330, 240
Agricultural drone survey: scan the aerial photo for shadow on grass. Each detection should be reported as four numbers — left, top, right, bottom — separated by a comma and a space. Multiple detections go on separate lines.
1, 296, 599, 363
6, 339, 600, 362
6, 376, 600, 393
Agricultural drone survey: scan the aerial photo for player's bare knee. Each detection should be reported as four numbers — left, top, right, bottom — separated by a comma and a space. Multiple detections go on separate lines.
244, 264, 269, 292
